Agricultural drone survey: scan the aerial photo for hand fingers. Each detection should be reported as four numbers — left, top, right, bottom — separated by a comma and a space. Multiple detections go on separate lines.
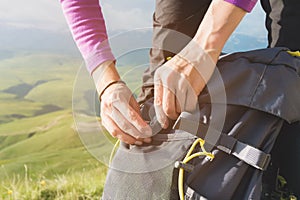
185, 87, 198, 112
129, 95, 142, 115
111, 108, 141, 138
99, 82, 152, 145
154, 64, 200, 126
129, 96, 150, 129
101, 114, 142, 145
162, 87, 178, 120
175, 80, 186, 114
129, 96, 154, 140
112, 100, 152, 138
177, 77, 198, 112
154, 78, 169, 129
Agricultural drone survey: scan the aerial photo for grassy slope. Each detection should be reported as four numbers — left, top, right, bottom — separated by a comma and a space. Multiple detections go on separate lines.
0, 53, 76, 89
0, 109, 109, 199
0, 53, 108, 199
0, 53, 146, 198
0, 53, 81, 121
25, 79, 74, 109
0, 99, 45, 122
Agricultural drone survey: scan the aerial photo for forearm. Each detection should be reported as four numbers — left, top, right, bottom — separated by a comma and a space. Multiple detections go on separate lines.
92, 60, 121, 96
193, 0, 247, 63
60, 0, 115, 74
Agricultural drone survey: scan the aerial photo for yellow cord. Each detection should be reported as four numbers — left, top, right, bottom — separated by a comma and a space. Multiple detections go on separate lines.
109, 137, 214, 200
166, 56, 172, 61
109, 139, 120, 165
287, 50, 300, 57
178, 138, 215, 200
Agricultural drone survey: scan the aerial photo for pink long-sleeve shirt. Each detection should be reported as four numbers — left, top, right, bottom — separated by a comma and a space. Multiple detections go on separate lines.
60, 0, 257, 74
60, 0, 115, 73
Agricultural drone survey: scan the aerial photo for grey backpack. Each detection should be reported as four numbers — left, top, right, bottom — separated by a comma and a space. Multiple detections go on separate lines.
102, 47, 300, 200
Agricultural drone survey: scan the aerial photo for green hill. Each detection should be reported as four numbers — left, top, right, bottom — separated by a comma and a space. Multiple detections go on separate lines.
0, 52, 147, 199
0, 110, 110, 176
0, 53, 108, 199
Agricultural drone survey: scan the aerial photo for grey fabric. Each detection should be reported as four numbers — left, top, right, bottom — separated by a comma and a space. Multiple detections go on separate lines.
102, 100, 197, 200
102, 48, 300, 200
102, 130, 196, 200
175, 111, 272, 171
183, 48, 300, 199
104, 0, 300, 197
230, 139, 271, 171
199, 47, 300, 123
183, 105, 284, 200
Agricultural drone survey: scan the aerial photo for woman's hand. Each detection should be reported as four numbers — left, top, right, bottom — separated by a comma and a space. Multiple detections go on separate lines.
93, 61, 152, 145
100, 81, 152, 145
154, 43, 216, 129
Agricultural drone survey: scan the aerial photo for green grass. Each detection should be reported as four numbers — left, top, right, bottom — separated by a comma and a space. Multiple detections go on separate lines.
0, 53, 78, 90
0, 113, 76, 158
0, 108, 114, 177
0, 110, 70, 136
0, 93, 15, 100
0, 161, 107, 200
0, 109, 110, 199
0, 53, 81, 122
25, 80, 74, 109
0, 54, 81, 108
0, 53, 145, 199
0, 99, 45, 124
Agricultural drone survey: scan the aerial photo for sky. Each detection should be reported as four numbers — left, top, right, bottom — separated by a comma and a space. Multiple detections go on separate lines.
0, 0, 154, 33
0, 0, 268, 53
0, 0, 266, 33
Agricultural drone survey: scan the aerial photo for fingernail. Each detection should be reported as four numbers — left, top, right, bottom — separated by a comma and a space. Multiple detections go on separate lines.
143, 138, 152, 143
135, 141, 143, 146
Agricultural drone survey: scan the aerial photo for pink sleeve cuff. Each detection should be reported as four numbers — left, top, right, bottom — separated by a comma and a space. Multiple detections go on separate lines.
224, 0, 258, 12
85, 46, 115, 74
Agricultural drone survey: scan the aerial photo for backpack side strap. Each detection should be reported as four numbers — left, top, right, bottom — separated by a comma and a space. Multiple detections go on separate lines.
173, 111, 271, 171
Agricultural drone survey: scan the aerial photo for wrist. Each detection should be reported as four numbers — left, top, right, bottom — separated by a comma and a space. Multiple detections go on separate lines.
99, 80, 126, 101
171, 55, 207, 95
194, 33, 223, 63
92, 60, 121, 96
177, 40, 216, 83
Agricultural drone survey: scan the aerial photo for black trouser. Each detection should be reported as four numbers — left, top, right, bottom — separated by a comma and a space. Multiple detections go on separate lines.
261, 0, 300, 197
138, 0, 300, 198
138, 0, 300, 102
261, 0, 300, 51
270, 122, 300, 197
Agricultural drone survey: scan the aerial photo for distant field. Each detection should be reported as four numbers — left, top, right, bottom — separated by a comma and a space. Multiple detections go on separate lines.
0, 53, 146, 199
0, 53, 100, 199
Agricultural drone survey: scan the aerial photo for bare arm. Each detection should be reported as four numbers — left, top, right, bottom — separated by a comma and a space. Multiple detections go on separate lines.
60, 0, 152, 144
154, 0, 248, 127
194, 0, 247, 63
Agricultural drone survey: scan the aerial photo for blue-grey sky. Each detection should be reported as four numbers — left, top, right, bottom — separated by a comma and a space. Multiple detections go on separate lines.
0, 0, 268, 52
0, 0, 266, 33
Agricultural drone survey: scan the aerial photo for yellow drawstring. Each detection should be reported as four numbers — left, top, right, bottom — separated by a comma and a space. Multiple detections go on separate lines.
178, 138, 215, 200
109, 139, 120, 165
166, 56, 172, 61
287, 50, 300, 57
109, 137, 214, 200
